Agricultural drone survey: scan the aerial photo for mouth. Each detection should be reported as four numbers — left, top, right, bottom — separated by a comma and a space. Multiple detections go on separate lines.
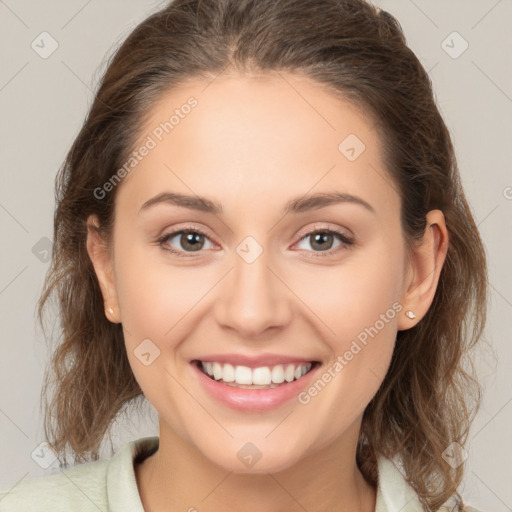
193, 360, 320, 390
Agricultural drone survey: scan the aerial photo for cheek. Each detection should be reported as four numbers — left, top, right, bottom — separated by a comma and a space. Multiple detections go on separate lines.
113, 240, 195, 337
289, 239, 403, 409
289, 241, 404, 343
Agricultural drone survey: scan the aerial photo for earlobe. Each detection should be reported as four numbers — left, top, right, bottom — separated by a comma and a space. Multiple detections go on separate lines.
397, 210, 449, 331
86, 215, 120, 323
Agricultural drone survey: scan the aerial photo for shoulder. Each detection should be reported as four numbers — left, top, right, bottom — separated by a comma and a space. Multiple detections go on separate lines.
0, 436, 159, 512
0, 457, 110, 511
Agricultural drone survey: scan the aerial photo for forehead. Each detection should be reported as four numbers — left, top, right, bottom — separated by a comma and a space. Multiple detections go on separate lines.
116, 72, 399, 221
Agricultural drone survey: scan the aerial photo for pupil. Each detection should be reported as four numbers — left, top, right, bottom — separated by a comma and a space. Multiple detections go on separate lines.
182, 231, 203, 251
312, 233, 332, 251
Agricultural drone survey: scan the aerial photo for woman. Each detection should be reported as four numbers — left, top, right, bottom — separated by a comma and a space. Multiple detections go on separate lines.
0, 0, 488, 510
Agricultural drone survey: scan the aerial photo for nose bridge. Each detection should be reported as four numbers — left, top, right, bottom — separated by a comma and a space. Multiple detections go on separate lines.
214, 241, 291, 335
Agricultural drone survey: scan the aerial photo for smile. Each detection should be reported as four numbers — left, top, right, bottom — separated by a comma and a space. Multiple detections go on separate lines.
198, 361, 315, 388
191, 359, 321, 411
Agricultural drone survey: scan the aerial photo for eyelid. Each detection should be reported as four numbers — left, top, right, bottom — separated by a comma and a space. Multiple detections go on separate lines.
293, 222, 353, 244
159, 223, 217, 240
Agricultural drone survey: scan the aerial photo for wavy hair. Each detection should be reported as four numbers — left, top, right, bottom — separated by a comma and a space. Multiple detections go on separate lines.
38, 0, 489, 510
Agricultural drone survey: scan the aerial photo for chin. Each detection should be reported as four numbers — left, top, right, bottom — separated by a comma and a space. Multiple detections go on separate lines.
198, 437, 307, 475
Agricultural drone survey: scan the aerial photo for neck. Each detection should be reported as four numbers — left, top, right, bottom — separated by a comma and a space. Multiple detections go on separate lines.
135, 421, 376, 512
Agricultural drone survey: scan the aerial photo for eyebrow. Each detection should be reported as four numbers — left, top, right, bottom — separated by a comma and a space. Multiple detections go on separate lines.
138, 191, 376, 216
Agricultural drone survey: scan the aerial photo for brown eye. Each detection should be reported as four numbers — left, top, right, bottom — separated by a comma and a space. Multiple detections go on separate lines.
309, 232, 336, 251
295, 228, 355, 257
158, 228, 215, 256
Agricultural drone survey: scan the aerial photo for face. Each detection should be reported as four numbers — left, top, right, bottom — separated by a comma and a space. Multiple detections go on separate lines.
90, 72, 415, 474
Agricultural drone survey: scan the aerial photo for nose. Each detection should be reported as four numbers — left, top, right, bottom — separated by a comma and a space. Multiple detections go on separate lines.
214, 249, 293, 338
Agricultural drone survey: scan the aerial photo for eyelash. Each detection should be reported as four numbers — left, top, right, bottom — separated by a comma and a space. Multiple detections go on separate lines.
157, 224, 355, 259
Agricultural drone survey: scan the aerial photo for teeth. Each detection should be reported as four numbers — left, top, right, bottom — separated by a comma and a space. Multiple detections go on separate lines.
212, 362, 223, 380
252, 366, 271, 385
200, 361, 313, 386
271, 365, 285, 384
284, 364, 295, 382
235, 365, 253, 385
222, 363, 235, 382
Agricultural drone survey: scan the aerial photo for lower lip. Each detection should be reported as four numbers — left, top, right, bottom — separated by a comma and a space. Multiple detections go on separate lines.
191, 361, 320, 412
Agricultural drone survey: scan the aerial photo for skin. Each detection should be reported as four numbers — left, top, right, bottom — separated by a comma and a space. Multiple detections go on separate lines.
86, 72, 448, 512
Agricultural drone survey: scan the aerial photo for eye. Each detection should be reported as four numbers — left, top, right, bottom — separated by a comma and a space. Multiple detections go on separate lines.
293, 225, 355, 258
157, 224, 355, 258
158, 226, 216, 257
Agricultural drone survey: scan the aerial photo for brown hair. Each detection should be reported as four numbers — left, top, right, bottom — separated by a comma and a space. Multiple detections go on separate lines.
38, 0, 489, 510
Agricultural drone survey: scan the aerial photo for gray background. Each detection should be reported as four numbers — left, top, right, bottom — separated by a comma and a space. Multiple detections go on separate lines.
0, 1, 511, 509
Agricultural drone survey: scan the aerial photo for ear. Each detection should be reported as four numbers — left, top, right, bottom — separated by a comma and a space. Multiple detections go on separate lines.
86, 214, 120, 323
397, 209, 449, 330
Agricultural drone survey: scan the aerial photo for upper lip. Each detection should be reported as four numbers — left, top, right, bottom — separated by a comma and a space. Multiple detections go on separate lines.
192, 353, 319, 368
